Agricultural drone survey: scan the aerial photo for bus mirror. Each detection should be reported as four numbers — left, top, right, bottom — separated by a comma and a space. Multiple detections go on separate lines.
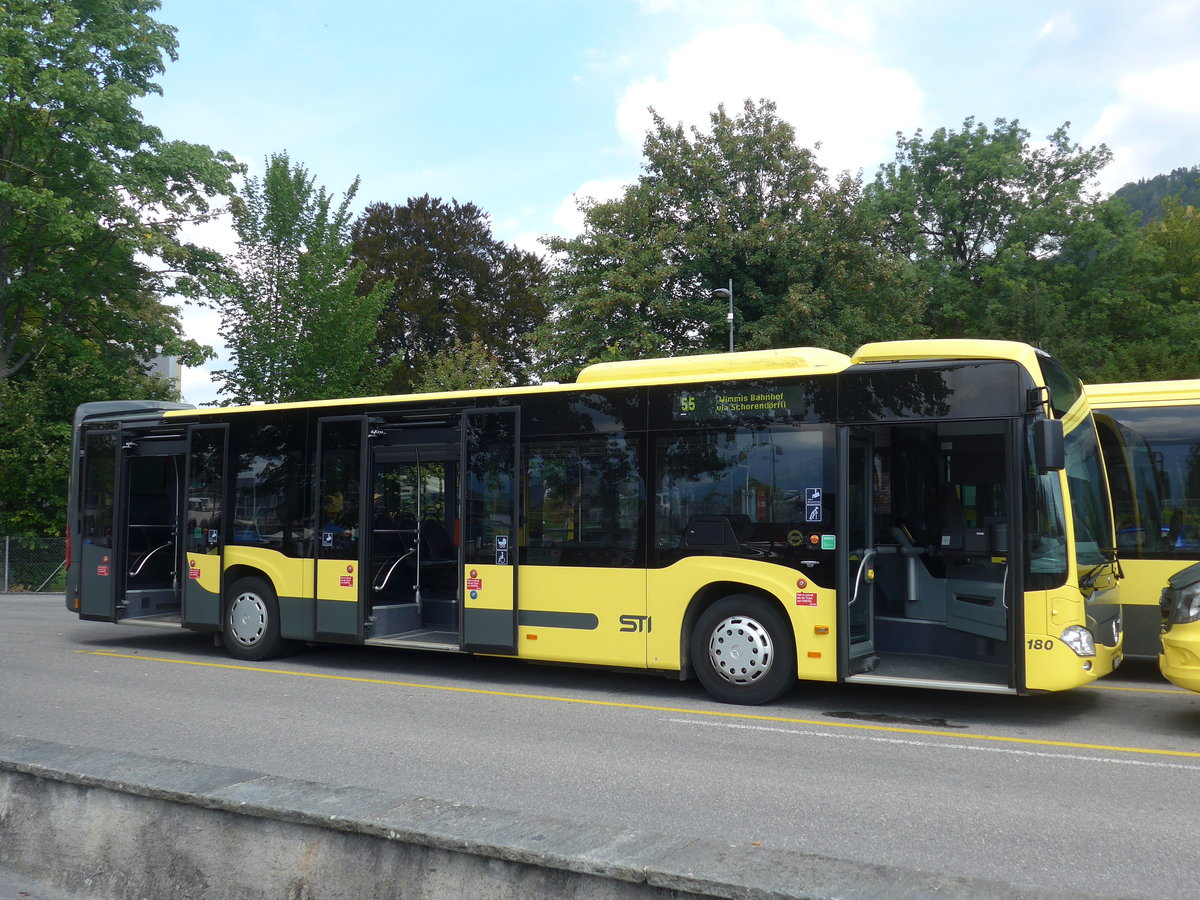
1034, 419, 1065, 471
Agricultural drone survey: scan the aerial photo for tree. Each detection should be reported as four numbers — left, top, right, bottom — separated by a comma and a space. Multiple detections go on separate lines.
411, 337, 512, 393
536, 99, 924, 382
0, 0, 239, 387
0, 325, 179, 535
350, 196, 548, 393
1142, 197, 1200, 305
1114, 166, 1200, 224
210, 153, 389, 404
867, 117, 1112, 338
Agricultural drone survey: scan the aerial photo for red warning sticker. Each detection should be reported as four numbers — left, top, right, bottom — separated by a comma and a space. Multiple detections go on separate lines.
795, 592, 818, 606
189, 568, 201, 580
97, 565, 109, 577
340, 576, 354, 587
466, 578, 483, 590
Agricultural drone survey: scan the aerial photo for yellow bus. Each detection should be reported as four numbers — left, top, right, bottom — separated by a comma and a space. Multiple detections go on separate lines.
66, 340, 1121, 704
1089, 380, 1200, 687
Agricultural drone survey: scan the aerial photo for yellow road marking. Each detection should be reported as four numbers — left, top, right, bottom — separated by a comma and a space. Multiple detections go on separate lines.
79, 649, 1200, 760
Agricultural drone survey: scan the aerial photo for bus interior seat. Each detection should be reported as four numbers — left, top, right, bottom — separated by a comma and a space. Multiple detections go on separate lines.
420, 520, 456, 561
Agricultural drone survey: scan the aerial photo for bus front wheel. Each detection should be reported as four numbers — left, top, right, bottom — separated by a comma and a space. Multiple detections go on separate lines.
691, 595, 795, 705
221, 576, 288, 661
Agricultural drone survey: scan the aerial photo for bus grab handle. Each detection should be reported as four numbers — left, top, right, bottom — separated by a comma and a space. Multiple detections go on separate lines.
373, 549, 415, 592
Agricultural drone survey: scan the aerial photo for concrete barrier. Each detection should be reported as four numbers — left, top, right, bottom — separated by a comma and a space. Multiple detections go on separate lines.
1, 734, 1104, 899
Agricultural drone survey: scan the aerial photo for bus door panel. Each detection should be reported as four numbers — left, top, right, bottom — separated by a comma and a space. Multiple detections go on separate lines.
937, 423, 1013, 645
841, 429, 876, 672
79, 428, 122, 620
182, 425, 227, 628
461, 408, 519, 653
314, 416, 367, 642
368, 438, 459, 635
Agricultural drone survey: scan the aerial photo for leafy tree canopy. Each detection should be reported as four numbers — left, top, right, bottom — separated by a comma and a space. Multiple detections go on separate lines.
210, 152, 389, 404
536, 99, 925, 382
350, 196, 548, 393
0, 0, 239, 387
867, 117, 1112, 338
0, 325, 179, 535
411, 337, 512, 393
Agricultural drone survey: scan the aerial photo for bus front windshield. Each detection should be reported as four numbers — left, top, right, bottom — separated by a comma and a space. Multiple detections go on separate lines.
1040, 355, 1115, 572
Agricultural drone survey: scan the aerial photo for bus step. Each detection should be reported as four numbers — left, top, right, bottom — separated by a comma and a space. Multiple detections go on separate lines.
365, 629, 462, 652
117, 614, 183, 630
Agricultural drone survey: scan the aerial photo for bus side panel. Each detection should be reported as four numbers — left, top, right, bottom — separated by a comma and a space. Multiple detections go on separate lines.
646, 557, 837, 682
184, 554, 222, 626
223, 547, 315, 641
516, 566, 646, 668
315, 558, 360, 640
1119, 559, 1180, 658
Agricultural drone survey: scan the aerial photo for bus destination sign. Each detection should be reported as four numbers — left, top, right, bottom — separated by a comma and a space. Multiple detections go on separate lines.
674, 385, 805, 422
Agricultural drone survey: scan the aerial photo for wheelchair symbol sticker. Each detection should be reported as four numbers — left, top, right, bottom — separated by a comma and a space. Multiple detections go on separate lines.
805, 487, 822, 523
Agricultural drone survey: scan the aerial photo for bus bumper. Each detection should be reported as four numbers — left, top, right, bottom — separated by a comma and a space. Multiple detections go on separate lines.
1160, 623, 1200, 692
1024, 633, 1122, 692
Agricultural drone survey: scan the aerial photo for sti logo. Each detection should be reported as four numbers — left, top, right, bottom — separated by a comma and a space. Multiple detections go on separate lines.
619, 614, 652, 633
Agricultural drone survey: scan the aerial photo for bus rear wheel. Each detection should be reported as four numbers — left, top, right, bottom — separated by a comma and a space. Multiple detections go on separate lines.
692, 595, 795, 705
221, 576, 289, 661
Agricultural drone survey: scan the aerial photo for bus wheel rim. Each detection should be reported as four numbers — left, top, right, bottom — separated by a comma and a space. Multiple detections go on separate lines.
229, 592, 267, 646
707, 614, 773, 686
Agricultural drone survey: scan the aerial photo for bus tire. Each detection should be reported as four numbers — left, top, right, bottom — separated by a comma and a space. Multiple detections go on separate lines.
221, 576, 288, 661
691, 594, 795, 705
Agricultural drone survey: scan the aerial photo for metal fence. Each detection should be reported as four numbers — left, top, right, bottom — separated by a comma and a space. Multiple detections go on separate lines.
2, 536, 67, 592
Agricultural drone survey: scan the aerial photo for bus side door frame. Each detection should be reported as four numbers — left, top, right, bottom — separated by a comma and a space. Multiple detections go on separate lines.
181, 423, 228, 630
78, 426, 124, 621
460, 406, 520, 654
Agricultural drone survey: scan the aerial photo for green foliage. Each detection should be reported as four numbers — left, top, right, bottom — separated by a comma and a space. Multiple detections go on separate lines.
211, 152, 389, 404
0, 330, 179, 535
536, 99, 925, 382
1114, 166, 1200, 224
0, 0, 239, 385
0, 0, 236, 534
1142, 197, 1200, 303
411, 337, 512, 393
350, 196, 548, 393
867, 117, 1113, 340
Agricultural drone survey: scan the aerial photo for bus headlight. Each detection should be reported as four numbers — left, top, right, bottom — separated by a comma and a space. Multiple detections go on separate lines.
1169, 582, 1200, 625
1060, 625, 1096, 658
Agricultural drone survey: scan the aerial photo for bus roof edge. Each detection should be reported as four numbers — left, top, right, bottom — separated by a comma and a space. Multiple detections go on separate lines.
575, 347, 852, 384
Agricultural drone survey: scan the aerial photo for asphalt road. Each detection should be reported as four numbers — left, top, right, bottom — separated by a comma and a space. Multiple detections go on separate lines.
5, 593, 1199, 898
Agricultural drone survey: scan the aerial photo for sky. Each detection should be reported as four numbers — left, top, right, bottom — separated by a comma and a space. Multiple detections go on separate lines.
143, 0, 1200, 404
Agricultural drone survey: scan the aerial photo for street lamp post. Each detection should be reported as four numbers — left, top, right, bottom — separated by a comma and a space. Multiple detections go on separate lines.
713, 280, 734, 352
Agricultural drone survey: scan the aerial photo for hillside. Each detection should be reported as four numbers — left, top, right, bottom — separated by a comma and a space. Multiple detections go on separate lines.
1114, 165, 1200, 222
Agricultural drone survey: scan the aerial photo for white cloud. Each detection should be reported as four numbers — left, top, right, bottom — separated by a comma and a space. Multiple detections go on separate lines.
170, 216, 238, 406
1087, 59, 1200, 191
552, 178, 634, 236
1037, 13, 1078, 42
614, 22, 922, 176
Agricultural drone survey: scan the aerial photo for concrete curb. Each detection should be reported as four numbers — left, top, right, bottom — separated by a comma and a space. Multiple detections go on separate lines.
0, 734, 1112, 899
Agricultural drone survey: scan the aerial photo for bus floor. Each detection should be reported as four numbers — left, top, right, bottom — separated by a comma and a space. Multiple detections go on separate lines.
865, 652, 1008, 686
